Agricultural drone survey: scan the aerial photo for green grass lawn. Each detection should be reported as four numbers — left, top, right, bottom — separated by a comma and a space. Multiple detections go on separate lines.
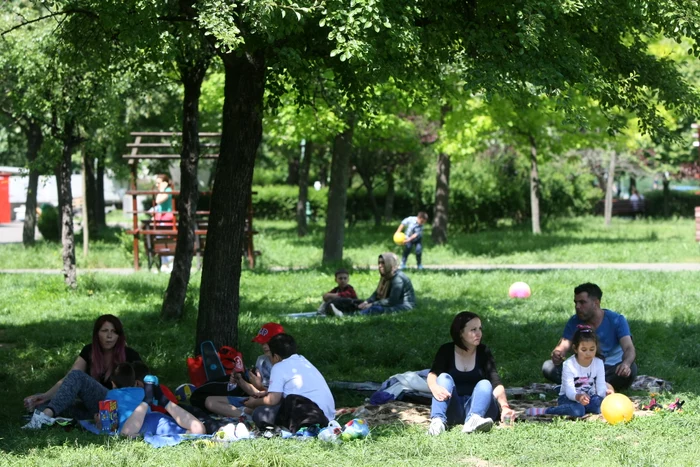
1, 216, 699, 270
1, 266, 699, 465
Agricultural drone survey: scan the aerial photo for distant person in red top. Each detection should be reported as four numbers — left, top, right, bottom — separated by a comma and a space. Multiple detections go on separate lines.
317, 268, 361, 316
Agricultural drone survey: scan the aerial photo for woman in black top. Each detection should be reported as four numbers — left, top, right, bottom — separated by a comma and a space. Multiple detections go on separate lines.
427, 311, 516, 436
23, 314, 142, 425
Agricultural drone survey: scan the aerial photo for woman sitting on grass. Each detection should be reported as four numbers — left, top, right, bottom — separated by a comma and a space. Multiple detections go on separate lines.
23, 314, 142, 428
341, 252, 415, 316
427, 311, 516, 436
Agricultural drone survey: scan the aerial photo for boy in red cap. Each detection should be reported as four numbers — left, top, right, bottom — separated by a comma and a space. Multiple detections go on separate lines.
204, 322, 285, 417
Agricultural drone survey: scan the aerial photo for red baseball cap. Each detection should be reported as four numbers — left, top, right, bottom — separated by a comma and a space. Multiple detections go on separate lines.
252, 322, 285, 344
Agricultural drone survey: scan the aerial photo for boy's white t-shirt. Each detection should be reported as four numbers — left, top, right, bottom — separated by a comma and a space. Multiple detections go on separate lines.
268, 354, 336, 421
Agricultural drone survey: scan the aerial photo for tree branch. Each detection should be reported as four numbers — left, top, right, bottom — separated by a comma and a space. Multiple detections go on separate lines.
1, 8, 98, 36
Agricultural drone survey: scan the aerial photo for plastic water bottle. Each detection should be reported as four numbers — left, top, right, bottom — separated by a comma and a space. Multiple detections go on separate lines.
318, 420, 342, 443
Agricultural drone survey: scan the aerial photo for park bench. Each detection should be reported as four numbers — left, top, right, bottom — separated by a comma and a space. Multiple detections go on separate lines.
123, 132, 259, 270
594, 199, 645, 218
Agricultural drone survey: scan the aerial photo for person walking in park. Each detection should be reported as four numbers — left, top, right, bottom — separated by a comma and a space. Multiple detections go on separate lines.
542, 283, 637, 391
396, 212, 428, 270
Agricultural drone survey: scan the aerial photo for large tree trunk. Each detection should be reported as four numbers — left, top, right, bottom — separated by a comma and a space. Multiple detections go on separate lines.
95, 158, 106, 230
83, 150, 97, 235
296, 139, 312, 237
384, 169, 395, 223
22, 120, 42, 247
286, 148, 300, 186
662, 176, 670, 218
604, 151, 617, 226
432, 152, 450, 244
58, 121, 79, 288
322, 119, 354, 264
629, 175, 636, 196
162, 54, 210, 320
356, 157, 381, 227
529, 135, 541, 235
196, 50, 265, 352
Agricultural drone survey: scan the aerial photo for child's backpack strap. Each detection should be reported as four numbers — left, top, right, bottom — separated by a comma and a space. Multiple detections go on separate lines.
200, 340, 226, 382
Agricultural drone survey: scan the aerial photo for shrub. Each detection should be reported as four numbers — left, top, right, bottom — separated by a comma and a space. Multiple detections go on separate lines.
37, 204, 60, 242
643, 189, 700, 218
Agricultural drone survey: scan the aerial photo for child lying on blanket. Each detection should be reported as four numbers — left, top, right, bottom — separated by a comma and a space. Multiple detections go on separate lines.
97, 362, 205, 437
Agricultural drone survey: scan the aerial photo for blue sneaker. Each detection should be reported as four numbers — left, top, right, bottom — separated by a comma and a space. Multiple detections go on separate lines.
417, 265, 424, 270
399, 262, 406, 270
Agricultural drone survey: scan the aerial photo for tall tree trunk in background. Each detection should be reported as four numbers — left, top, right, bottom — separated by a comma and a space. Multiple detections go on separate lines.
286, 148, 300, 185
95, 158, 106, 230
604, 151, 617, 227
358, 169, 381, 227
322, 119, 354, 264
384, 169, 395, 223
629, 176, 636, 196
432, 152, 450, 244
431, 105, 452, 244
296, 139, 311, 237
196, 50, 265, 352
162, 52, 211, 321
58, 120, 79, 289
83, 150, 97, 235
529, 135, 541, 235
21, 120, 42, 247
662, 176, 670, 218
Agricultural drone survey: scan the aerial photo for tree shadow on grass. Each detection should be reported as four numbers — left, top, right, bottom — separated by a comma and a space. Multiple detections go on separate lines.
2, 270, 700, 453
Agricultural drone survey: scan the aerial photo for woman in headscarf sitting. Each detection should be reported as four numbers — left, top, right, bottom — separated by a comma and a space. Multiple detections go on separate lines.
356, 252, 416, 315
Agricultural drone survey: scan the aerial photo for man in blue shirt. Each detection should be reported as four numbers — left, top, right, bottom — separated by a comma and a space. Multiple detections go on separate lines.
396, 212, 429, 270
542, 283, 637, 391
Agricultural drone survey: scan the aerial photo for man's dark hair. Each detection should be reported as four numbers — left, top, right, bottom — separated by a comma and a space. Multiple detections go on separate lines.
335, 268, 349, 277
417, 211, 429, 221
111, 362, 136, 388
574, 283, 603, 301
132, 361, 150, 382
268, 334, 297, 360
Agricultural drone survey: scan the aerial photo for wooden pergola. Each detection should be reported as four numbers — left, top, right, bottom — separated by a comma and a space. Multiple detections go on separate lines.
123, 132, 258, 270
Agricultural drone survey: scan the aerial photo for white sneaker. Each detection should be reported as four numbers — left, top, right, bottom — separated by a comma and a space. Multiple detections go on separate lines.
462, 414, 493, 434
329, 303, 344, 317
428, 418, 446, 436
22, 410, 55, 430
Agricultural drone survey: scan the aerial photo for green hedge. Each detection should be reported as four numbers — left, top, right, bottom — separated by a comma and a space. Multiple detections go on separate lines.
643, 189, 700, 217
37, 204, 60, 242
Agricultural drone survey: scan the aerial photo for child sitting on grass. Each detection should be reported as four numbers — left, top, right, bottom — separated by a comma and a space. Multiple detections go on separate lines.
244, 333, 335, 433
203, 322, 285, 417
318, 268, 361, 316
100, 362, 205, 437
527, 326, 607, 417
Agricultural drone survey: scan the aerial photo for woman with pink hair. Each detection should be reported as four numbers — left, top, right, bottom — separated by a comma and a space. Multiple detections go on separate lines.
23, 315, 142, 428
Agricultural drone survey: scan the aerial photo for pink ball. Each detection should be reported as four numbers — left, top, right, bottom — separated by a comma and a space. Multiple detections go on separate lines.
508, 282, 531, 298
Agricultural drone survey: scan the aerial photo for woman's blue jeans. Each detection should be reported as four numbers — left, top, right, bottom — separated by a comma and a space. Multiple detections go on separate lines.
430, 373, 499, 424
545, 394, 603, 417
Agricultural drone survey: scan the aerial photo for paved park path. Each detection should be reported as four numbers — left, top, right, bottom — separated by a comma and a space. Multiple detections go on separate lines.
3, 221, 699, 273
1, 262, 699, 275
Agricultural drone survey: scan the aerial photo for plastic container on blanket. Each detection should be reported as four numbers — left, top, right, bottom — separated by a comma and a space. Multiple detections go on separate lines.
318, 420, 343, 444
